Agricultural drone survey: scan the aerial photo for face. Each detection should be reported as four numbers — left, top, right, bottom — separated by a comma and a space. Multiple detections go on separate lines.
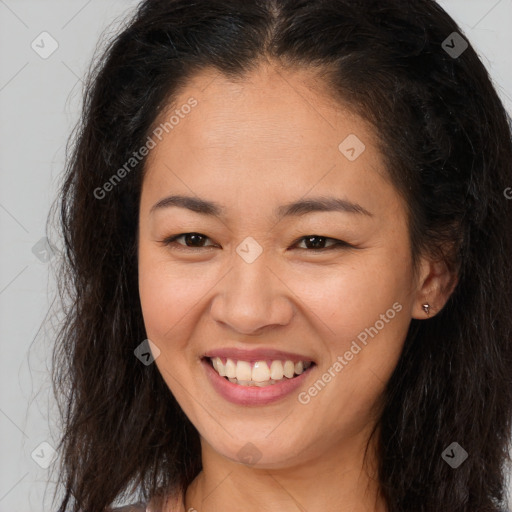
138, 61, 424, 469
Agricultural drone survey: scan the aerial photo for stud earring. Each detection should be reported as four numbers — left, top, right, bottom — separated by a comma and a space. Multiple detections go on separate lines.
422, 303, 430, 316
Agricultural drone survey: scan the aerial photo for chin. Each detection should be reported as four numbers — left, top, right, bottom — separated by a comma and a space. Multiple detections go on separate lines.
204, 430, 311, 469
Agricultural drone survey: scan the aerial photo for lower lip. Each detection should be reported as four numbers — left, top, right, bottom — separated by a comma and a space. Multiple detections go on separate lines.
202, 358, 315, 406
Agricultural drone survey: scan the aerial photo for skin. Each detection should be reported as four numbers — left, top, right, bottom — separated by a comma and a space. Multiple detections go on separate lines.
137, 59, 455, 512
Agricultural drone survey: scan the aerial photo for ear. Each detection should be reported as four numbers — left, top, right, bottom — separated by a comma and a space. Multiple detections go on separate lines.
412, 254, 458, 320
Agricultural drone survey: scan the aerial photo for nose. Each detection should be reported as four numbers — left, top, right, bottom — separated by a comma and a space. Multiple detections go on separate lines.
209, 251, 294, 335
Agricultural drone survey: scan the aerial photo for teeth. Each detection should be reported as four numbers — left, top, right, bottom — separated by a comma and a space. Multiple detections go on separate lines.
212, 356, 226, 376
225, 358, 237, 378
270, 360, 284, 380
283, 360, 295, 378
252, 361, 271, 382
236, 360, 252, 381
228, 377, 280, 386
210, 357, 313, 385
253, 380, 271, 387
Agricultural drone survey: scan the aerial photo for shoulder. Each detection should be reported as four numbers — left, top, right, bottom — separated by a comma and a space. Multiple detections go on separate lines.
109, 503, 147, 511
108, 487, 186, 512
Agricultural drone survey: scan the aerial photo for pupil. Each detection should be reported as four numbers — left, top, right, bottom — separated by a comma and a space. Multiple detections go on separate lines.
187, 233, 204, 246
307, 236, 324, 249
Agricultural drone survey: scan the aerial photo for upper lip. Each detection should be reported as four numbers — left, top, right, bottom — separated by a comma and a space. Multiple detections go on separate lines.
203, 348, 315, 364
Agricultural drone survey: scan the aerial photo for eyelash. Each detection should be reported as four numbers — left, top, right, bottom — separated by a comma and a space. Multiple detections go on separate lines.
160, 232, 353, 252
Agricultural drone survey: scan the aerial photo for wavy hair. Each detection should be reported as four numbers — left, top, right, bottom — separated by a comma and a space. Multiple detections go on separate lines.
48, 0, 512, 510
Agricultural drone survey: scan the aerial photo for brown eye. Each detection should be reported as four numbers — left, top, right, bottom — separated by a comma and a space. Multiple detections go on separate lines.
161, 233, 352, 252
294, 235, 351, 251
162, 232, 217, 249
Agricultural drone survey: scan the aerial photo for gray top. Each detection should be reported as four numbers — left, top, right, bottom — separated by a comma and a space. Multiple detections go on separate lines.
110, 504, 147, 512
110, 503, 510, 512
109, 497, 185, 512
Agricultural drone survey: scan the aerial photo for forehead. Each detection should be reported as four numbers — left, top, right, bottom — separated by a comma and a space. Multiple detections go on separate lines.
154, 64, 362, 150
142, 62, 391, 210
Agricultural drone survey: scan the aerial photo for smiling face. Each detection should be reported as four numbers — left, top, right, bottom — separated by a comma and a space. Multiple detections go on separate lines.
137, 61, 429, 470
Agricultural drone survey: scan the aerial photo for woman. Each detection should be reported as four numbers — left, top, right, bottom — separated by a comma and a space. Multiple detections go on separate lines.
48, 0, 512, 511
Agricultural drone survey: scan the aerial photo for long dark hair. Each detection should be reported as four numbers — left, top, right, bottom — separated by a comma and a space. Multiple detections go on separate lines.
48, 0, 512, 510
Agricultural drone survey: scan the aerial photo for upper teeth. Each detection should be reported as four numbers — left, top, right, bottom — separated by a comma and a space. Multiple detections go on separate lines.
211, 357, 312, 382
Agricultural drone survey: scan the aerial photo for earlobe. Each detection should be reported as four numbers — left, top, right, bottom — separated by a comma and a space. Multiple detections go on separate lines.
412, 257, 458, 320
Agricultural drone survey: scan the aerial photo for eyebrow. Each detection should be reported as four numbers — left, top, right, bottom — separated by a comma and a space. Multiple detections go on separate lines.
150, 194, 373, 219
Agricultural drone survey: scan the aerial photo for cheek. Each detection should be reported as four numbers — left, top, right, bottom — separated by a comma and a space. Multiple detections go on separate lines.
291, 253, 412, 337
292, 262, 411, 431
137, 247, 214, 343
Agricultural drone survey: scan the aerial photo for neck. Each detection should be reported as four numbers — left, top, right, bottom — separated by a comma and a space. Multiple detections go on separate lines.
183, 428, 387, 512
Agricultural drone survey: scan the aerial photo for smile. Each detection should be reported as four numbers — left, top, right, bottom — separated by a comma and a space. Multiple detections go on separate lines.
201, 356, 316, 406
208, 357, 313, 386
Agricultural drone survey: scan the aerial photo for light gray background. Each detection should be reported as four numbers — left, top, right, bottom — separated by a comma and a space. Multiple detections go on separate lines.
1, 1, 511, 511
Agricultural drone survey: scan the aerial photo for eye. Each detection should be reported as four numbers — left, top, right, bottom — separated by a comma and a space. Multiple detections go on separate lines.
160, 232, 217, 250
160, 232, 352, 252
292, 235, 353, 251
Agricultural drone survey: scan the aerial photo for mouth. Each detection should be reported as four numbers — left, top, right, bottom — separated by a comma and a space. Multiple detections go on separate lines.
202, 356, 316, 387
